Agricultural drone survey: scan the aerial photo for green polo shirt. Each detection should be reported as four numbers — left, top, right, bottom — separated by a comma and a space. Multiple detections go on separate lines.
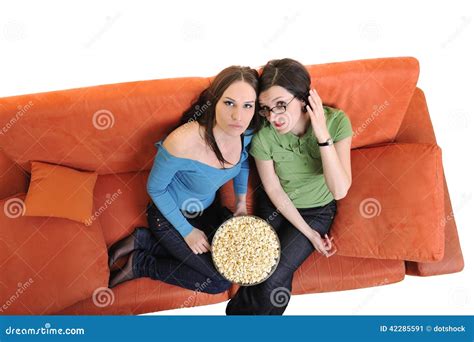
249, 105, 352, 208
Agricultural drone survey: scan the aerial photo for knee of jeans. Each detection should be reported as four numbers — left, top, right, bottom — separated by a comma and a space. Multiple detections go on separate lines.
261, 265, 292, 290
134, 227, 151, 248
135, 226, 150, 237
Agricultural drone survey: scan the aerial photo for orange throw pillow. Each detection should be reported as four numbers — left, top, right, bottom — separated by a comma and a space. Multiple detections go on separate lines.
23, 161, 98, 224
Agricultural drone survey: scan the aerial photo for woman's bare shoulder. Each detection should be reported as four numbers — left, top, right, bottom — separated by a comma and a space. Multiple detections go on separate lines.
162, 121, 202, 158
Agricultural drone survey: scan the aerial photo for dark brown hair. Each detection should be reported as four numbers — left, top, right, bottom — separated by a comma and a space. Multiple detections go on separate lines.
178, 66, 261, 168
259, 58, 311, 111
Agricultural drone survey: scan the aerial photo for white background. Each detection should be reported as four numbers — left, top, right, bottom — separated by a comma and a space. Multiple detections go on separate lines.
1, 0, 472, 315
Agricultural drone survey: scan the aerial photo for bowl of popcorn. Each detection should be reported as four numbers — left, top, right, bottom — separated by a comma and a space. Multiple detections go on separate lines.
211, 215, 281, 286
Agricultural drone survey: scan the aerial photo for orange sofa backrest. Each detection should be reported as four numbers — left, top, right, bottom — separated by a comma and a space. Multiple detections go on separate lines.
0, 77, 210, 175
308, 57, 419, 148
0, 57, 419, 175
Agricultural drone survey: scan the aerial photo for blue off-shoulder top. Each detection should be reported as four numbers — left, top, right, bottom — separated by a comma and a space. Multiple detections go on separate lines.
146, 130, 253, 237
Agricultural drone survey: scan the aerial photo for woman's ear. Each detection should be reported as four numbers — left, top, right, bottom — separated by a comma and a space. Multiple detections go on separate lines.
300, 97, 309, 113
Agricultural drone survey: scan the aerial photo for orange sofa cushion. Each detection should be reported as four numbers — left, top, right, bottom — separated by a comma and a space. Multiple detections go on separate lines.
332, 143, 445, 262
23, 161, 98, 224
0, 193, 109, 314
57, 276, 229, 315
91, 171, 150, 247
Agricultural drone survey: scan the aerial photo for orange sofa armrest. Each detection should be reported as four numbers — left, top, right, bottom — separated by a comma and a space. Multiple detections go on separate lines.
395, 87, 437, 144
395, 87, 464, 275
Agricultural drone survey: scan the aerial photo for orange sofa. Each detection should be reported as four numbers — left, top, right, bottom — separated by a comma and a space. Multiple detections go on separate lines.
0, 57, 464, 315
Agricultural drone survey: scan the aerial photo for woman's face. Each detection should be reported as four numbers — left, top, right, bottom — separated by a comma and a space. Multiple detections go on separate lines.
259, 85, 304, 134
215, 81, 256, 136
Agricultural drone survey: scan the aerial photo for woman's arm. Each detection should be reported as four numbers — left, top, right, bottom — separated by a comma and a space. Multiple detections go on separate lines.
232, 132, 253, 215
307, 89, 352, 199
234, 193, 247, 216
254, 158, 331, 256
232, 156, 249, 216
148, 137, 211, 254
317, 135, 352, 199
146, 144, 195, 238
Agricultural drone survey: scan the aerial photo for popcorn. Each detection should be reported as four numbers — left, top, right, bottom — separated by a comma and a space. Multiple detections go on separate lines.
211, 215, 280, 286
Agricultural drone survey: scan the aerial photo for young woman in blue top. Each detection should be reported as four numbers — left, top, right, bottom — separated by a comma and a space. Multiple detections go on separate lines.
108, 66, 262, 292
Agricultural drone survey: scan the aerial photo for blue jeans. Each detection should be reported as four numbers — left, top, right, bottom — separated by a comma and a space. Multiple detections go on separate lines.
226, 187, 337, 315
132, 195, 234, 294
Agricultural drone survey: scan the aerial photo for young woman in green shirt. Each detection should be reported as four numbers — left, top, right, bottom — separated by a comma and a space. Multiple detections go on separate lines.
226, 58, 353, 315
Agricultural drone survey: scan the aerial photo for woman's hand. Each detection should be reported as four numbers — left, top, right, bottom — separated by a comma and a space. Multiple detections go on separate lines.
233, 200, 248, 216
306, 88, 331, 143
184, 228, 211, 254
308, 230, 337, 257
322, 233, 337, 257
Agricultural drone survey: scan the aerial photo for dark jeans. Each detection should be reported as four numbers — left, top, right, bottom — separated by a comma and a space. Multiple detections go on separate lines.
226, 188, 337, 315
132, 195, 235, 294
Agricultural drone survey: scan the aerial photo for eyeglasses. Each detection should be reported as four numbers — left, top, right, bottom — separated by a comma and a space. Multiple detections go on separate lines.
258, 96, 296, 118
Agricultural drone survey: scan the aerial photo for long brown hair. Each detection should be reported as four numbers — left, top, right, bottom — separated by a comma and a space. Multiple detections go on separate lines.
177, 66, 262, 168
